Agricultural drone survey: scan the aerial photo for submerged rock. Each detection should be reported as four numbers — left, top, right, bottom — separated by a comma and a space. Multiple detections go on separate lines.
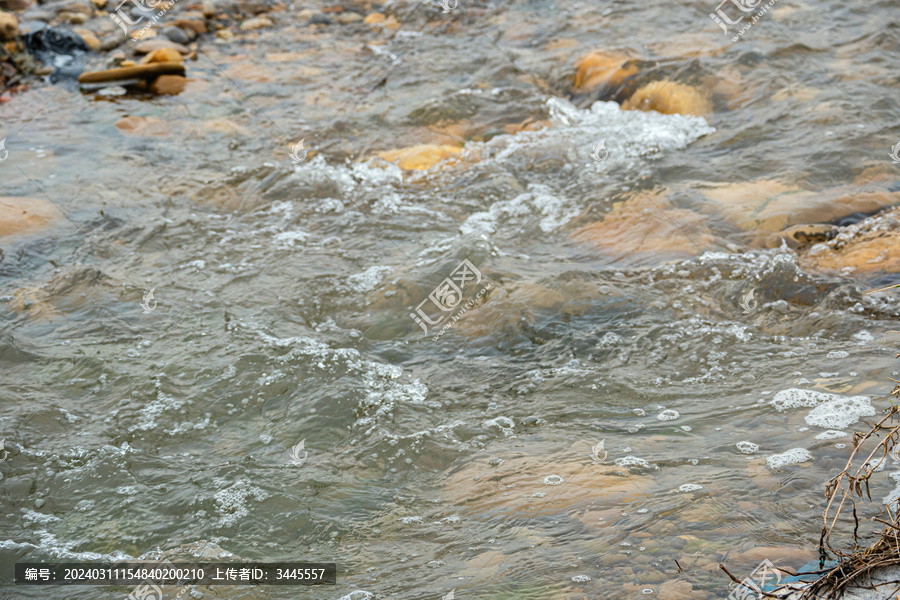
571, 190, 715, 263
140, 46, 182, 64
134, 38, 189, 54
573, 51, 636, 93
622, 80, 712, 116
0, 196, 59, 238
22, 25, 91, 80
0, 10, 17, 41
797, 206, 900, 276
376, 144, 462, 170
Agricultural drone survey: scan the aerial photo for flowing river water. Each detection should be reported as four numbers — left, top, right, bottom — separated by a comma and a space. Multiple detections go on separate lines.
2, 0, 900, 598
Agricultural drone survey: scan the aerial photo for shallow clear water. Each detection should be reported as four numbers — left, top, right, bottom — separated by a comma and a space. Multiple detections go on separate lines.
2, 0, 900, 598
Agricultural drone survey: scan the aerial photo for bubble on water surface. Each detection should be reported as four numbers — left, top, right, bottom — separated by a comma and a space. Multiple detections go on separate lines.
657, 409, 679, 421
572, 575, 592, 582
678, 484, 703, 492
814, 430, 847, 440
805, 396, 874, 430
543, 475, 565, 485
770, 388, 842, 411
736, 441, 758, 454
615, 456, 654, 470
766, 448, 813, 469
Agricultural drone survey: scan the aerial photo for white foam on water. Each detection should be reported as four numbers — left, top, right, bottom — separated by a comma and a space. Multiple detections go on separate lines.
657, 409, 680, 421
736, 441, 759, 454
884, 472, 900, 506
826, 351, 849, 359
213, 479, 269, 528
543, 475, 565, 485
678, 484, 703, 492
814, 430, 848, 440
805, 396, 874, 430
770, 388, 844, 412
347, 266, 393, 293
572, 575, 592, 582
766, 448, 813, 469
336, 592, 375, 600
615, 456, 656, 470
257, 332, 428, 420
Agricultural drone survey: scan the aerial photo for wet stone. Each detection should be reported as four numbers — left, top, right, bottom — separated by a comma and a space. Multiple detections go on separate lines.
0, 10, 17, 40
160, 25, 189, 44
134, 38, 189, 54
309, 13, 332, 25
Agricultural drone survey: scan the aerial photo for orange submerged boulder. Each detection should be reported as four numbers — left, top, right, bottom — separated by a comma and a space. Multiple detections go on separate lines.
622, 80, 711, 116
573, 51, 636, 93
376, 144, 462, 170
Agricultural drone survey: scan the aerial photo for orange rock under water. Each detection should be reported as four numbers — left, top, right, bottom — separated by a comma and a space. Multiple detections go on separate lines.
149, 75, 187, 95
571, 190, 715, 263
573, 51, 636, 92
0, 196, 59, 238
115, 116, 171, 136
141, 47, 183, 64
622, 80, 711, 116
376, 144, 462, 170
798, 207, 900, 276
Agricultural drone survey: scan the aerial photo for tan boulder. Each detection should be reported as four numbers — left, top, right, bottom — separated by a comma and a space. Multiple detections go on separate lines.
73, 28, 101, 50
176, 18, 206, 34
573, 51, 636, 93
692, 179, 900, 234
0, 196, 59, 238
622, 80, 712, 116
728, 545, 817, 574
657, 579, 694, 600
364, 11, 385, 23
441, 450, 652, 519
148, 74, 187, 94
115, 116, 171, 137
797, 207, 900, 276
134, 38, 189, 54
570, 190, 715, 263
224, 62, 275, 82
240, 15, 272, 30
141, 48, 183, 65
140, 47, 183, 64
376, 143, 462, 170
0, 10, 17, 41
